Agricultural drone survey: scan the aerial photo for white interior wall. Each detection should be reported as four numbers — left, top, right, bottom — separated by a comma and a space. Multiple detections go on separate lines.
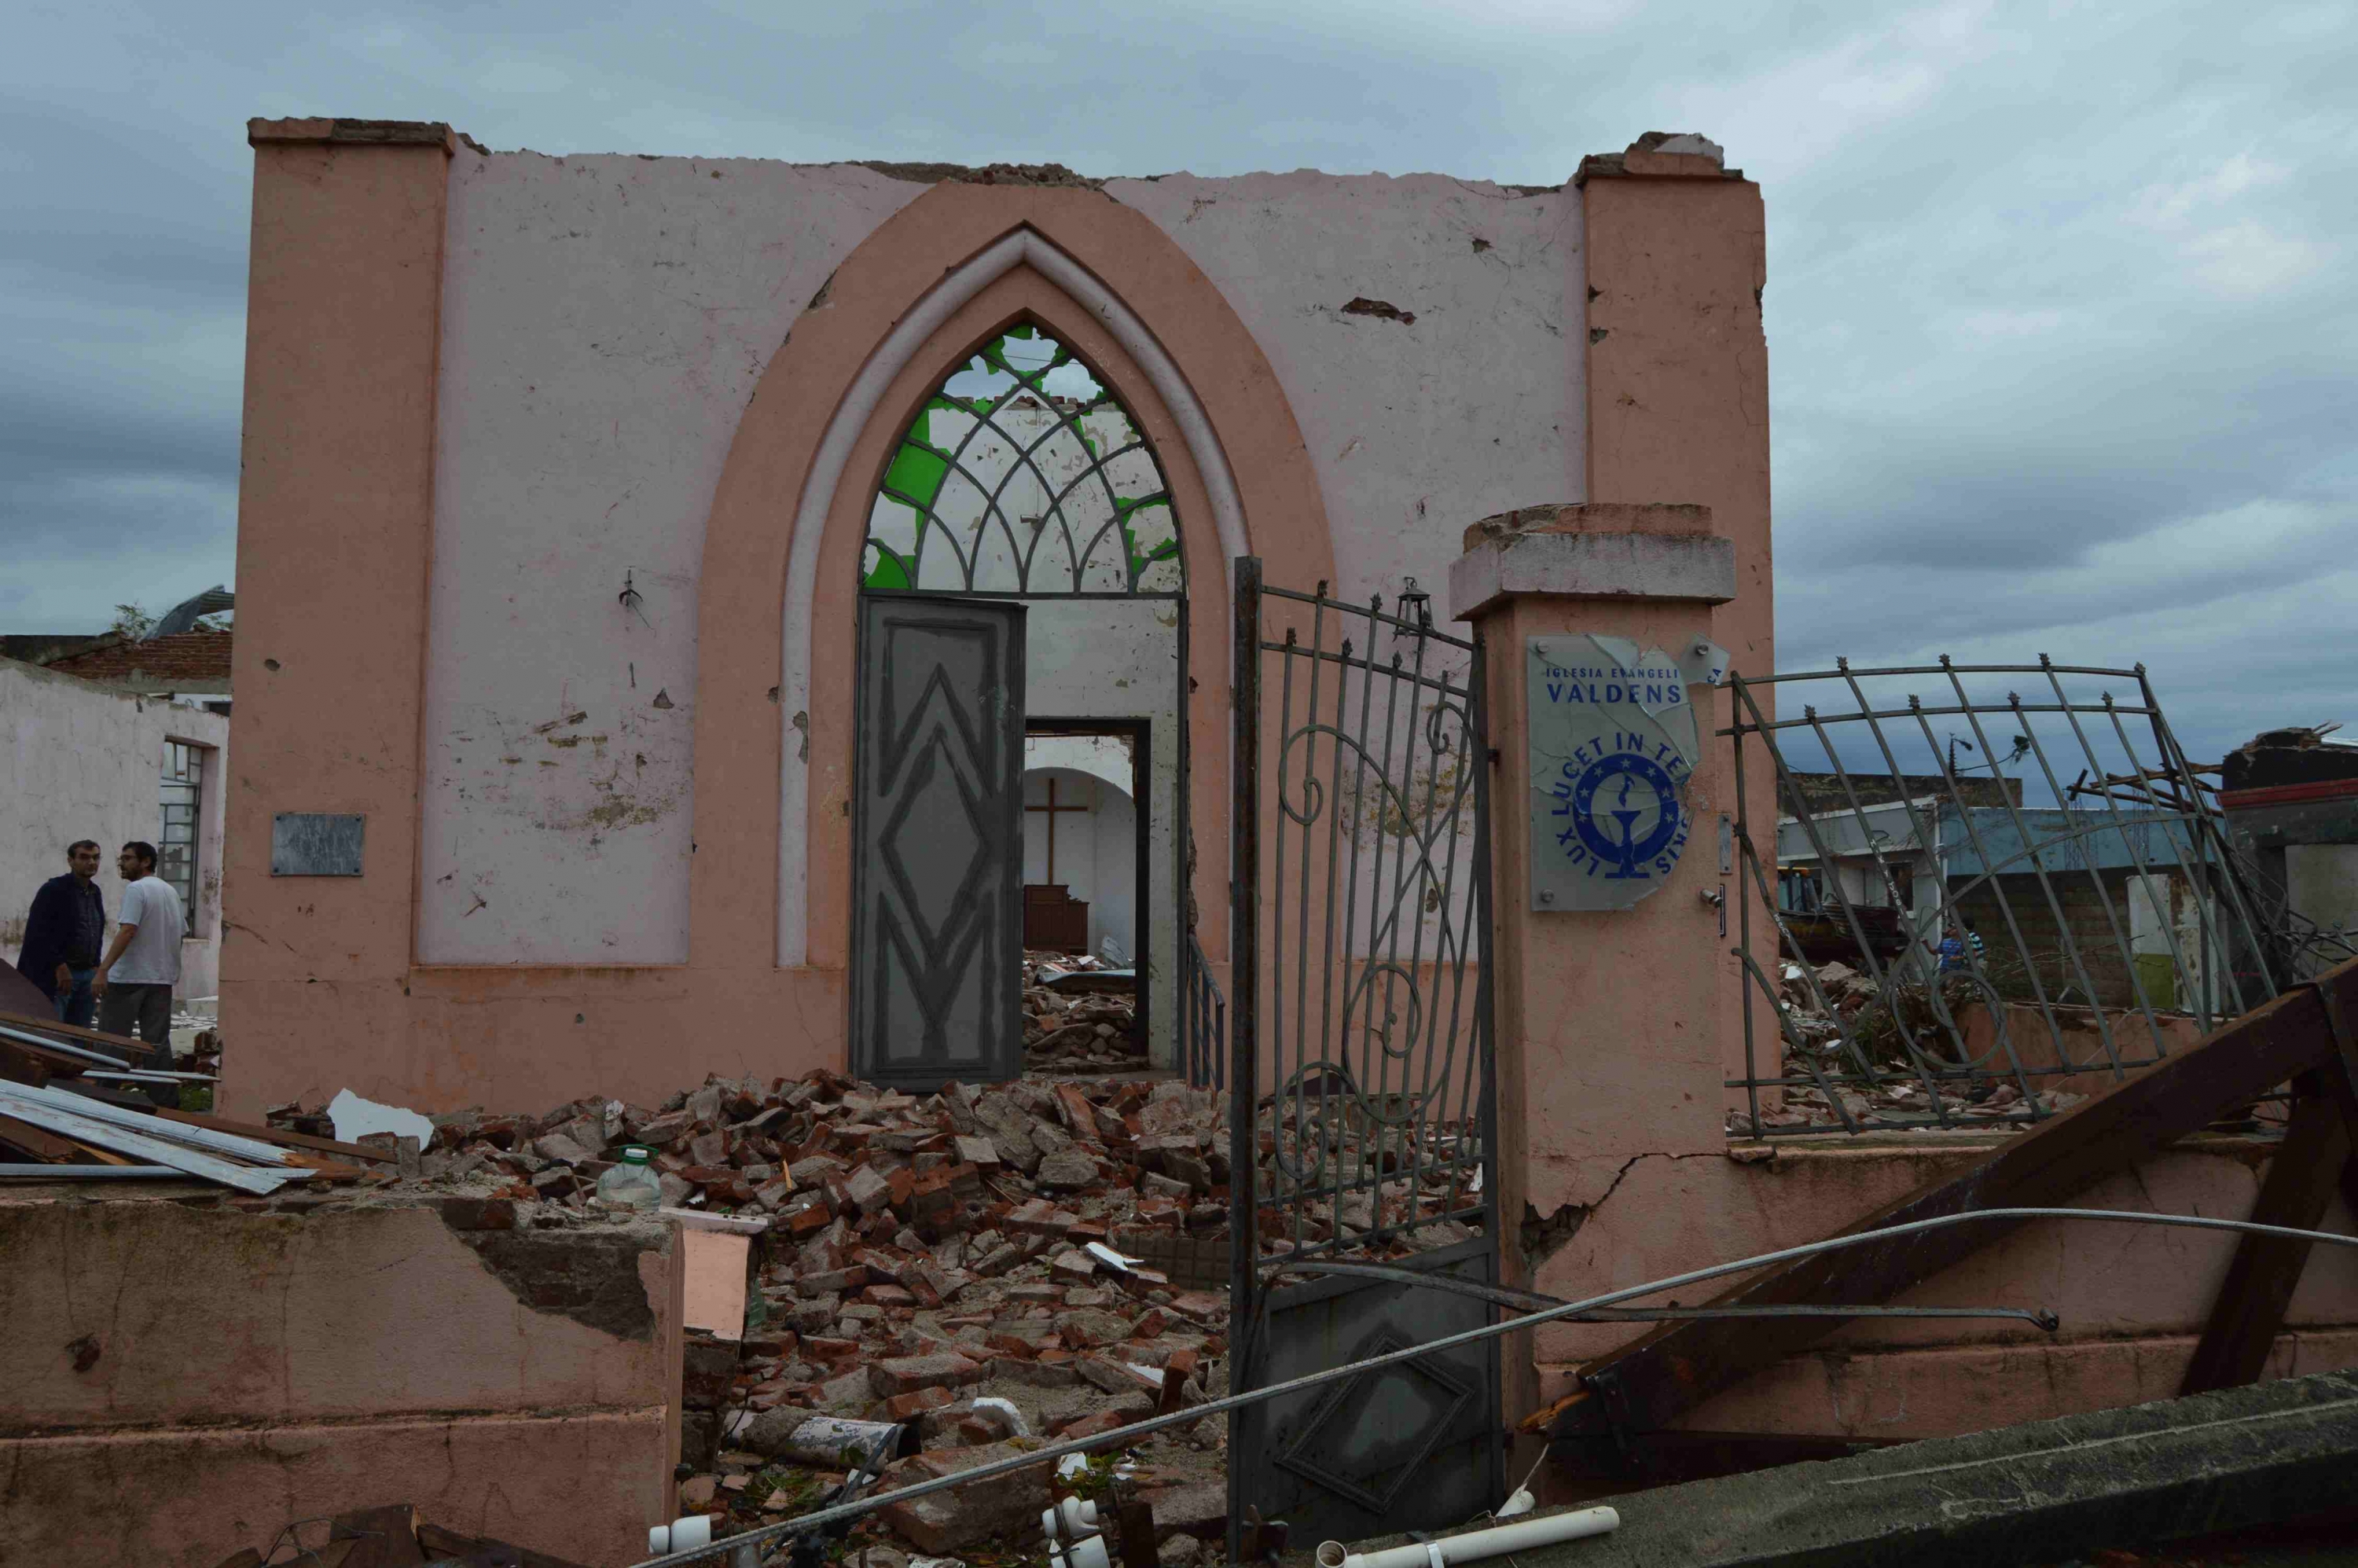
416, 153, 924, 964
1020, 766, 1138, 961
1024, 600, 1180, 1065
1107, 172, 1581, 611
0, 662, 226, 998
1025, 734, 1133, 795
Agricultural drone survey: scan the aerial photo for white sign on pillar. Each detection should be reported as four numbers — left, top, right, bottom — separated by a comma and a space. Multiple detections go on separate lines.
1526, 634, 1729, 911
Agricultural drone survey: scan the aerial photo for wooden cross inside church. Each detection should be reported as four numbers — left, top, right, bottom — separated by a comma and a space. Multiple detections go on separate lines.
1023, 777, 1093, 953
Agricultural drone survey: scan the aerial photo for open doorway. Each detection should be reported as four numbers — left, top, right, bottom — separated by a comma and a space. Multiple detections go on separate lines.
1023, 721, 1151, 1072
850, 321, 1189, 1083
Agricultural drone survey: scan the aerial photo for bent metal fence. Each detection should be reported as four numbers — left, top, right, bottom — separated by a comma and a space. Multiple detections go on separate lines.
1727, 657, 2280, 1138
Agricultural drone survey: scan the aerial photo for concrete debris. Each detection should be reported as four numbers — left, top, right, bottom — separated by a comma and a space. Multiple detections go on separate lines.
325, 1085, 437, 1148
265, 1063, 1238, 1557
1025, 950, 1148, 1074
1515, 1365, 2358, 1567
1731, 960, 2087, 1133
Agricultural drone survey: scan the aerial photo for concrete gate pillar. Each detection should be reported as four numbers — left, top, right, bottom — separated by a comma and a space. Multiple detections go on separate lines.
1453, 503, 1739, 1424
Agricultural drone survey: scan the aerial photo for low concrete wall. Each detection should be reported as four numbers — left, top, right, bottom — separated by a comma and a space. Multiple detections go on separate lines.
1956, 1001, 2207, 1100
1528, 1134, 2358, 1443
0, 1184, 682, 1566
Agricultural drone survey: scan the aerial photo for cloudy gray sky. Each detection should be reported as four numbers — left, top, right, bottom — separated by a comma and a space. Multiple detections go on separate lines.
3, 0, 2352, 766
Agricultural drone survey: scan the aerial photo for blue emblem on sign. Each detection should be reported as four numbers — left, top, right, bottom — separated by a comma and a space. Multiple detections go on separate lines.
1544, 732, 1695, 887
1568, 751, 1684, 879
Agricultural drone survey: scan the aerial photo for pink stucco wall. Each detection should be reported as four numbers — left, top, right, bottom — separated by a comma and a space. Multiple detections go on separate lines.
1537, 1137, 2358, 1438
0, 1185, 681, 1565
227, 122, 1564, 1118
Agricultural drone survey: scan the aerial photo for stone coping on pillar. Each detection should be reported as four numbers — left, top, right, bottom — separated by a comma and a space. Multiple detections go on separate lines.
1460, 501, 1714, 552
1574, 130, 1744, 186
1449, 504, 1735, 620
248, 116, 477, 155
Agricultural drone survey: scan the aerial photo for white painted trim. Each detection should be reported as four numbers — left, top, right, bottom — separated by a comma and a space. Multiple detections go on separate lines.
777, 228, 1246, 964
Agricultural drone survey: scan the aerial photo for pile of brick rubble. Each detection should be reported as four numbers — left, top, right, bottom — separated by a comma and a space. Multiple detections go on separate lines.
263, 1051, 1494, 1559
268, 1069, 1239, 1561
1023, 950, 1148, 1074
1739, 960, 2088, 1131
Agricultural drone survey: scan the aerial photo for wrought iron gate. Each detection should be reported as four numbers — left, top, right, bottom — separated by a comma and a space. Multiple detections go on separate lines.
1226, 559, 1502, 1548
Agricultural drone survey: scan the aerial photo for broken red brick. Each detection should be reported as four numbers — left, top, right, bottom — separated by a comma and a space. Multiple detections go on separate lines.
883, 1384, 955, 1420
844, 1163, 893, 1214
1052, 1409, 1129, 1444
869, 1353, 985, 1397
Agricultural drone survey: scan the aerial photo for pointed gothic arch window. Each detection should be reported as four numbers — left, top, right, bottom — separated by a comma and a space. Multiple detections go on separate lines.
861, 324, 1185, 595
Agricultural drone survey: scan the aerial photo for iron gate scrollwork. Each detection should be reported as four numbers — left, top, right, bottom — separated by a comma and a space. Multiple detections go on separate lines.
1228, 558, 1502, 1550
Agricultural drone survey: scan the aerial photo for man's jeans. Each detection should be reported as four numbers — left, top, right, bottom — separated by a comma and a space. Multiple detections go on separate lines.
53, 968, 96, 1029
96, 982, 178, 1108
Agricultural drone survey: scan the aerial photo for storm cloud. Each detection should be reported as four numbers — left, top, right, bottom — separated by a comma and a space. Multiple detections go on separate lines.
2, 0, 2350, 766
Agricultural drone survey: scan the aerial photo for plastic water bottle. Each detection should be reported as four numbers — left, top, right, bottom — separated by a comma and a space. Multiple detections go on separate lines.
596, 1145, 663, 1211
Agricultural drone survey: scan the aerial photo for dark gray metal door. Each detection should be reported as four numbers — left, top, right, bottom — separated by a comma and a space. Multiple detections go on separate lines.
1228, 560, 1503, 1548
1233, 1237, 1502, 1544
850, 594, 1026, 1089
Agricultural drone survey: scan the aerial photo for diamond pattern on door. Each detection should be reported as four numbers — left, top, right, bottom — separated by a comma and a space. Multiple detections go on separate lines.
850, 597, 1026, 1089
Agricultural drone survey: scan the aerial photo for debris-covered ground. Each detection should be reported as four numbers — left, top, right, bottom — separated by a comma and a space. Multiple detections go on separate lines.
265, 1065, 1237, 1561
1023, 949, 1149, 1076
1734, 959, 2090, 1132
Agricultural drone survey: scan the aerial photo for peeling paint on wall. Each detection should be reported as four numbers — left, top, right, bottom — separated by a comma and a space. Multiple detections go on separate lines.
414, 155, 1581, 965
417, 152, 927, 965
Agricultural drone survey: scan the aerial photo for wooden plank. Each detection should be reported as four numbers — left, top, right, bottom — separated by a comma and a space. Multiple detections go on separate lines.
0, 1046, 56, 1089
0, 1033, 91, 1078
0, 1112, 139, 1167
0, 1081, 307, 1166
0, 1007, 150, 1059
1553, 954, 2358, 1452
277, 1149, 366, 1184
2180, 1085, 2351, 1395
0, 1111, 84, 1162
154, 1107, 394, 1165
0, 1092, 298, 1195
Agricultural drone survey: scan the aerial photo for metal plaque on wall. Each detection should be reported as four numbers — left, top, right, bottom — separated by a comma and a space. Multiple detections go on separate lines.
270, 813, 365, 876
1526, 634, 1726, 911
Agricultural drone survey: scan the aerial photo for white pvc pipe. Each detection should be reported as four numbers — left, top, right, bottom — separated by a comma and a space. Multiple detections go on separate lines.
1315, 1506, 1621, 1568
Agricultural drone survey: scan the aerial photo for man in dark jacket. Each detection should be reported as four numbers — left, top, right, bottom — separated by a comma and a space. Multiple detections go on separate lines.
14, 840, 107, 1026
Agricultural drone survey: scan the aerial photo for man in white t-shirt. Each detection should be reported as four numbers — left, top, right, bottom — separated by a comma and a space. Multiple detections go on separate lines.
94, 840, 184, 1070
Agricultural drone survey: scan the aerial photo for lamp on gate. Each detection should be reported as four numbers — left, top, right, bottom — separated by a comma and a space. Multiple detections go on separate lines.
1396, 576, 1432, 630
